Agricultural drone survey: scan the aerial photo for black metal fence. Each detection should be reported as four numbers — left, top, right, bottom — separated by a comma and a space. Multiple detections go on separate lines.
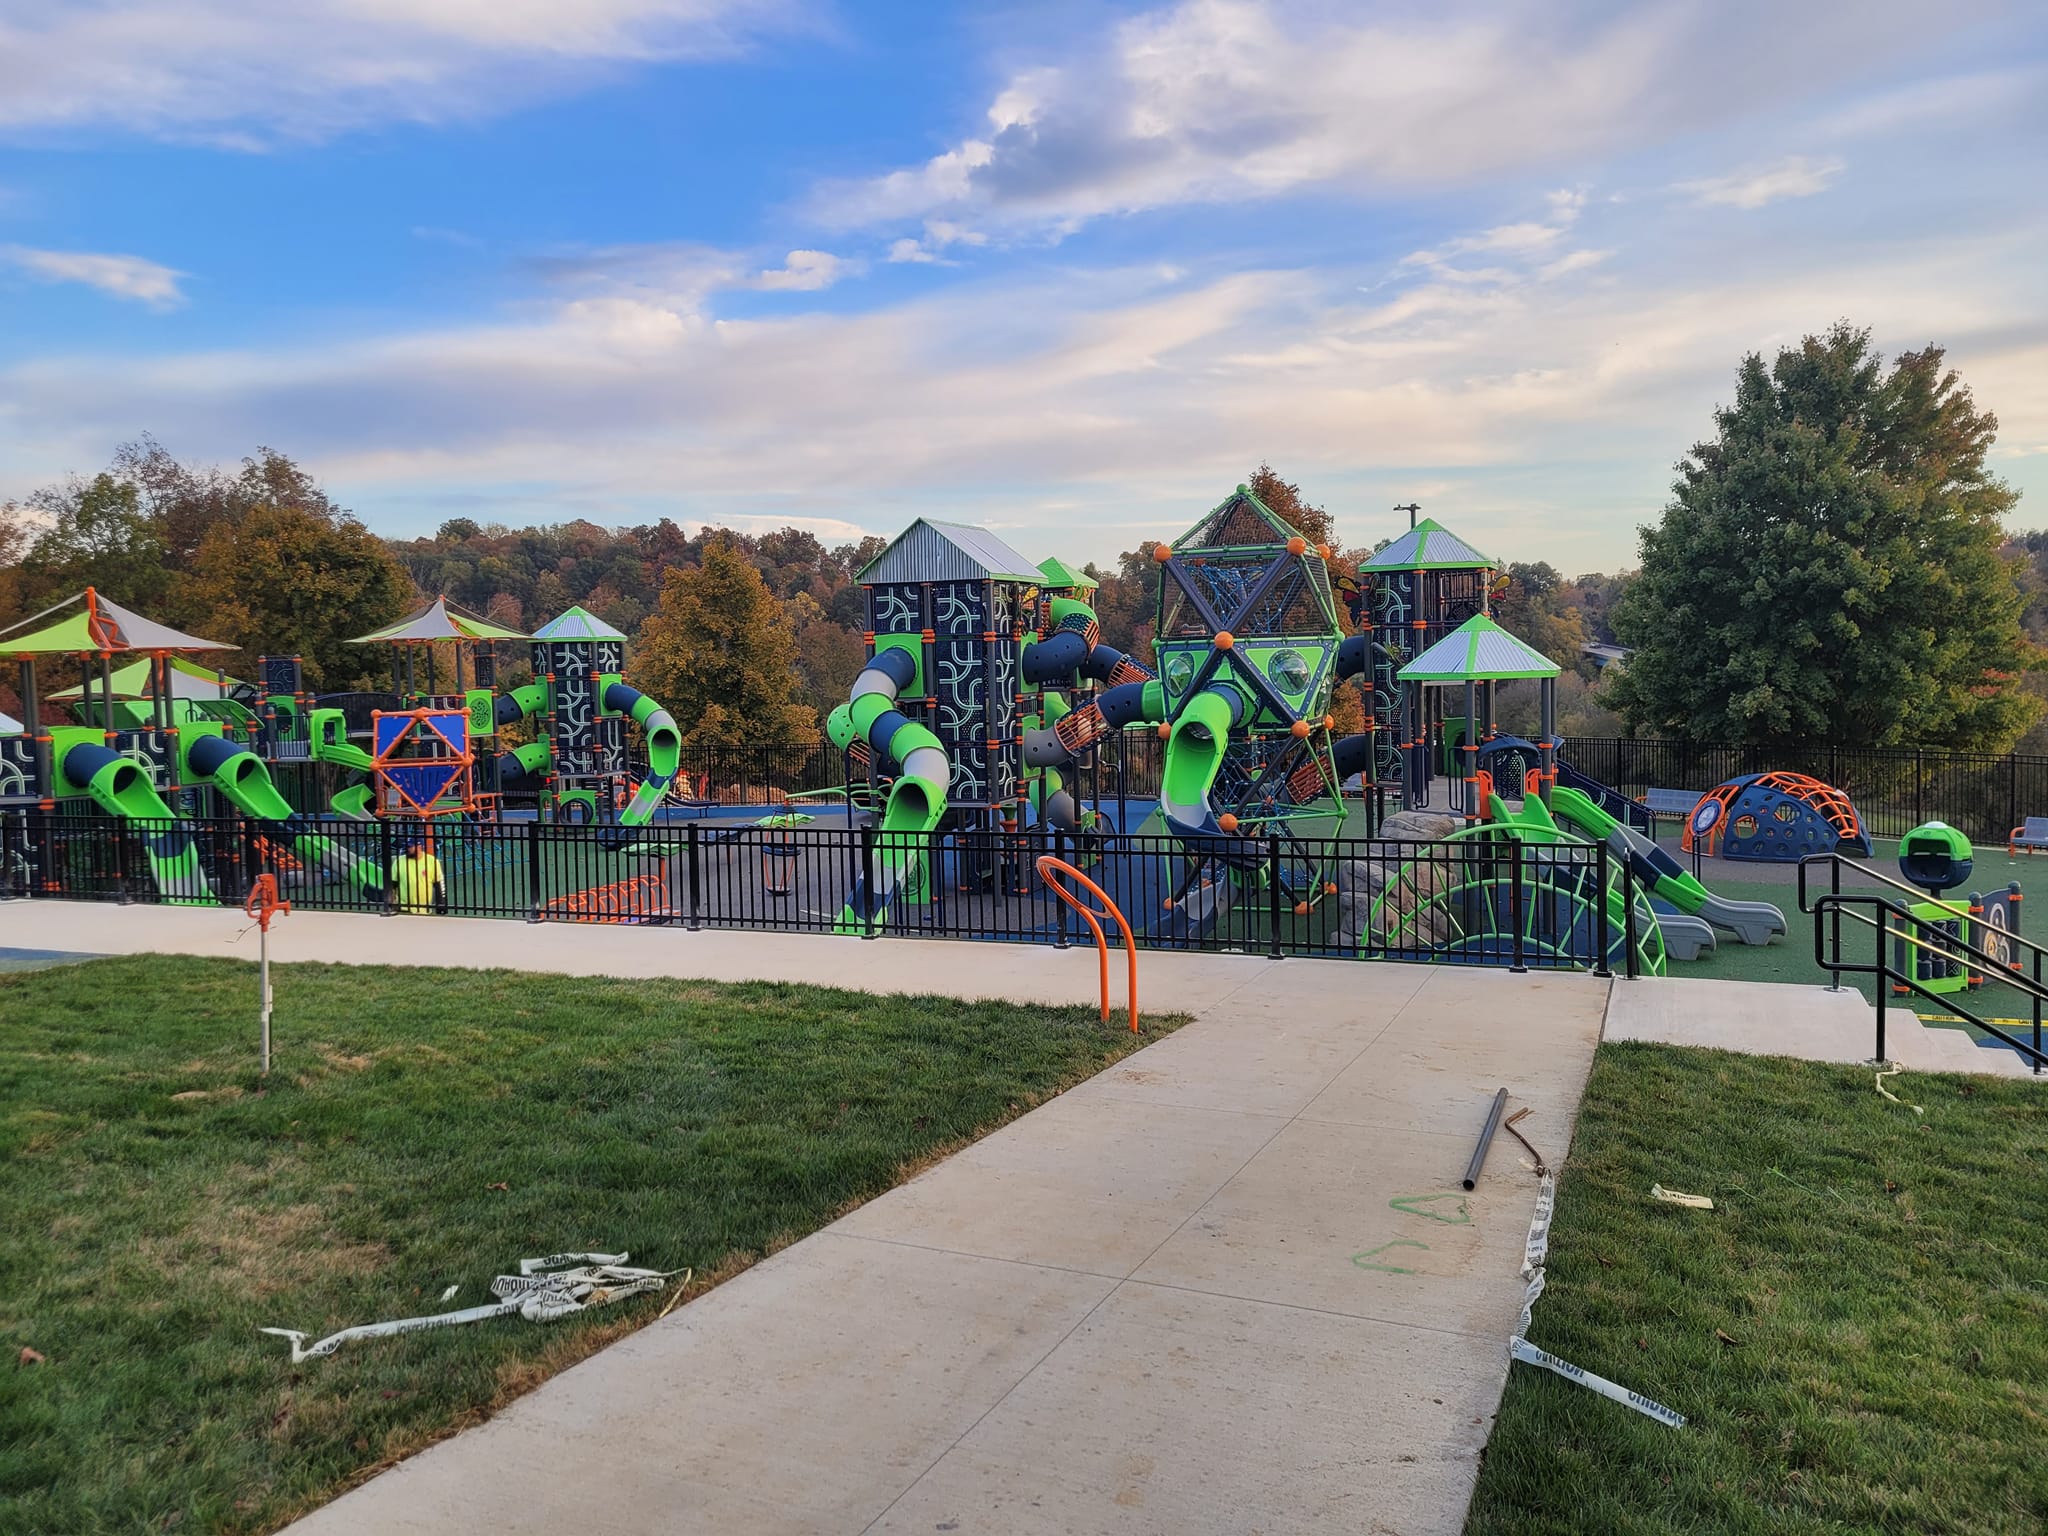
1564, 737, 2048, 843
0, 809, 1628, 972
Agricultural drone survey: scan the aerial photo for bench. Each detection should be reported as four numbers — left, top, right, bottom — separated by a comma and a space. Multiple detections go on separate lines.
1641, 787, 1700, 840
2009, 817, 2048, 856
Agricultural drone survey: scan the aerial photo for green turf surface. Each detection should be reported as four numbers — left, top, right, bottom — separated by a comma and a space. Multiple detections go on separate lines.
0, 956, 1179, 1534
1466, 1041, 2048, 1535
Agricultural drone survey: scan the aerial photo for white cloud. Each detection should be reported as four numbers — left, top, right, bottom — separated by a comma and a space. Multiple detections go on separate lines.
882, 219, 989, 266
0, 0, 802, 142
1, 245, 188, 308
7, 208, 2039, 567
888, 238, 939, 265
809, 0, 1935, 235
1677, 155, 1846, 209
752, 249, 851, 291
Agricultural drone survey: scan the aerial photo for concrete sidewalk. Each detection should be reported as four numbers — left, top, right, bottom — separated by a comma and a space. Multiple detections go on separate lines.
0, 901, 1606, 1534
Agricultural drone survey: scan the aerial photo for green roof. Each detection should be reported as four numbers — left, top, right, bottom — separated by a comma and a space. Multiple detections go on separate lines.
1361, 518, 1496, 572
49, 655, 249, 701
1397, 614, 1559, 683
532, 605, 627, 641
349, 596, 530, 644
1036, 556, 1097, 591
0, 591, 232, 657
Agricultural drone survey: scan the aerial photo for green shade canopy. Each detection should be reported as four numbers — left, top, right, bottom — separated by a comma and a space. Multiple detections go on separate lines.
48, 655, 249, 702
532, 605, 627, 641
349, 596, 529, 645
1361, 518, 1496, 572
0, 591, 233, 657
1397, 614, 1560, 682
1035, 556, 1097, 591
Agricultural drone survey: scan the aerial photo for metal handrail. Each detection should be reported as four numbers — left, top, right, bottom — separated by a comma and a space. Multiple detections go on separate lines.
1804, 885, 2046, 1074
1797, 851, 2048, 964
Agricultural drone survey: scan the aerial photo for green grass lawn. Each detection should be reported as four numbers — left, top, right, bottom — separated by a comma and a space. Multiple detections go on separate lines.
0, 956, 1178, 1534
1466, 1042, 2048, 1535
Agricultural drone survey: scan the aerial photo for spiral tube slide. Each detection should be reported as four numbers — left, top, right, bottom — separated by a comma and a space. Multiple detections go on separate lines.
186, 734, 385, 896
1018, 599, 1159, 832
590, 682, 684, 850
59, 741, 212, 903
827, 647, 951, 933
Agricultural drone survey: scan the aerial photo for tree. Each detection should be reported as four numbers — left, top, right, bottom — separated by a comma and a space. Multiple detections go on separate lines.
17, 472, 172, 611
1607, 324, 2037, 750
1493, 561, 1591, 669
1246, 463, 1337, 549
183, 501, 412, 689
786, 591, 867, 718
633, 536, 821, 748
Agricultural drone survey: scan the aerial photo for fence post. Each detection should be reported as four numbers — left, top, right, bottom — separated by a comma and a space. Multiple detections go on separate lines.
113, 813, 133, 905
1268, 833, 1284, 960
1047, 827, 1069, 948
1874, 904, 1888, 1064
1914, 749, 1924, 826
859, 823, 878, 939
1593, 844, 1612, 978
1621, 860, 1639, 980
686, 822, 702, 931
377, 814, 396, 915
525, 818, 542, 921
1509, 840, 1527, 973
2010, 752, 2019, 845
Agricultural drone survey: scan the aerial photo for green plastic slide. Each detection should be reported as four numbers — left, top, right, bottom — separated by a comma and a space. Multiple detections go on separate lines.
1546, 784, 1784, 946
194, 741, 385, 896
59, 742, 212, 904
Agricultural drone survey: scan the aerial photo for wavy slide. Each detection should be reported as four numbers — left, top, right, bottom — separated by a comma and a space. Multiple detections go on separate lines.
827, 648, 950, 934
186, 735, 386, 896
59, 742, 213, 903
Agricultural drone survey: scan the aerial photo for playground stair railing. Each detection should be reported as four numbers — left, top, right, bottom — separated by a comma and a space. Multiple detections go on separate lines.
1799, 852, 2047, 1075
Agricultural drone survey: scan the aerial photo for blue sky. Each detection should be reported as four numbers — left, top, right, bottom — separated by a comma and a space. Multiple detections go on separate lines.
1, 0, 2044, 570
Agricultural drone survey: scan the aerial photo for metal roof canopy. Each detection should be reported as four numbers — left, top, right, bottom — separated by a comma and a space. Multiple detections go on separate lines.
532, 605, 627, 641
1361, 517, 1496, 572
858, 519, 1046, 585
0, 589, 233, 656
349, 595, 529, 645
1397, 614, 1559, 683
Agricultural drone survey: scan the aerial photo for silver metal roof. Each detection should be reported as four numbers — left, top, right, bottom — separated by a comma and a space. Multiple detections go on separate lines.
859, 519, 1045, 585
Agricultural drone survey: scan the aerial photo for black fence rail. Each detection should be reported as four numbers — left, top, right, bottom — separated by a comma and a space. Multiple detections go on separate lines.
0, 809, 1624, 972
1565, 737, 2048, 845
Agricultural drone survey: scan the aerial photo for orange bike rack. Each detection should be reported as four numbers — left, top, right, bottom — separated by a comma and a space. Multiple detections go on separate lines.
1036, 856, 1140, 1034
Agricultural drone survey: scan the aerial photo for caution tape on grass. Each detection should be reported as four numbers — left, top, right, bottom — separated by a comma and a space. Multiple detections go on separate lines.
1509, 1171, 1687, 1430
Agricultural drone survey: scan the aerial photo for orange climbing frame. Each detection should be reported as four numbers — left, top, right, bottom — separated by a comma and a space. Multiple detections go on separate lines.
1036, 855, 1140, 1034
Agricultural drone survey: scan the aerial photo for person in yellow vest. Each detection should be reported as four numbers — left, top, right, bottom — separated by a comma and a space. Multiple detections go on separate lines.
393, 838, 447, 915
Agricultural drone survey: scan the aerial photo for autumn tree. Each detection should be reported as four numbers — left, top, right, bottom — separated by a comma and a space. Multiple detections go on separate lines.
633, 536, 820, 748
1245, 463, 1337, 549
183, 500, 412, 689
16, 472, 172, 611
1609, 324, 2036, 749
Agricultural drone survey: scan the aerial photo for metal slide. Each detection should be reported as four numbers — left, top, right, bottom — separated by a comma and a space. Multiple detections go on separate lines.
58, 742, 213, 903
186, 735, 385, 896
1547, 784, 1784, 946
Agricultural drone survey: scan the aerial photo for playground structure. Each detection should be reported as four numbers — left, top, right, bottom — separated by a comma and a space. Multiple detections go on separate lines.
23, 496, 1976, 983
1886, 820, 2023, 995
1684, 771, 1873, 862
0, 589, 691, 910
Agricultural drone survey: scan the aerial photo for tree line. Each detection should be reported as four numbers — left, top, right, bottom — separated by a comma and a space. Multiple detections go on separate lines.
4, 324, 2040, 754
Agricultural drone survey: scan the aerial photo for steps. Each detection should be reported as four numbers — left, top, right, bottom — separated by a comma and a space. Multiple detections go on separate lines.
1604, 976, 2043, 1080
